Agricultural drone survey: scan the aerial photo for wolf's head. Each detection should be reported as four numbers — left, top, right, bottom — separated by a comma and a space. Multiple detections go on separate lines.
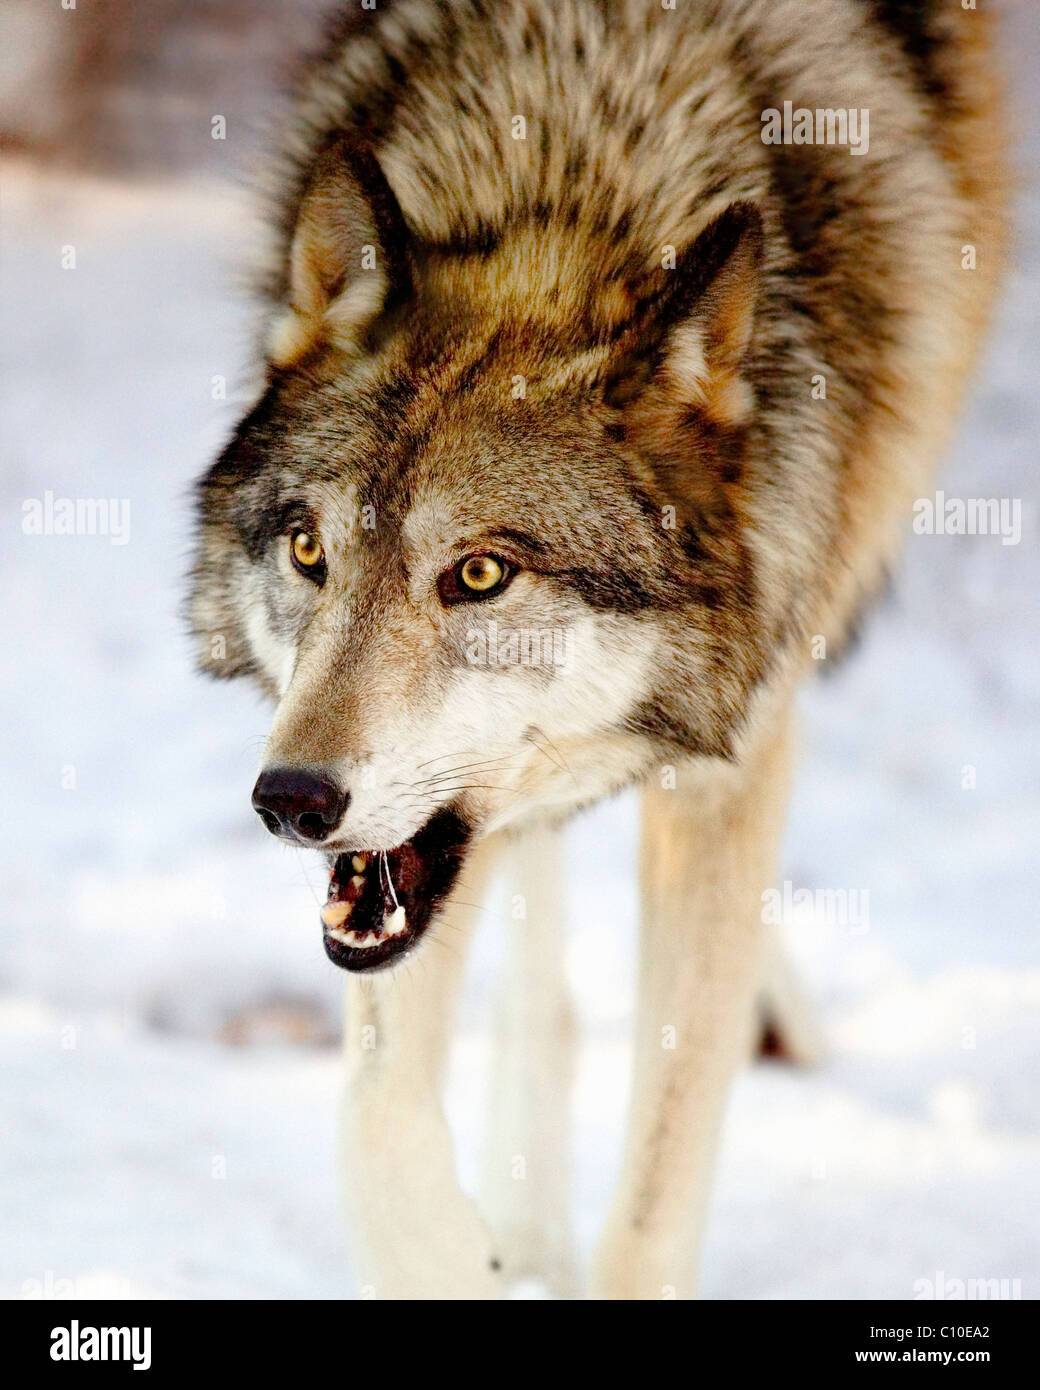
189, 136, 768, 970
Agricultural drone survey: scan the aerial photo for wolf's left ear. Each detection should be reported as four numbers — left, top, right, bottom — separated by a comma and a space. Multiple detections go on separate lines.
606, 201, 763, 429
268, 134, 413, 368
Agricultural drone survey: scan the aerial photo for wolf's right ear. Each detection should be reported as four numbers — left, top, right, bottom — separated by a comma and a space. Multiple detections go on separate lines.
267, 135, 413, 368
604, 202, 763, 429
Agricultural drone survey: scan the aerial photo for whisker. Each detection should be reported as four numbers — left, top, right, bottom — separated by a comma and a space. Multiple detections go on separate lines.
442, 896, 504, 920
527, 725, 577, 783
407, 782, 513, 796
414, 749, 491, 772
386, 781, 514, 798
408, 775, 500, 793
409, 758, 517, 786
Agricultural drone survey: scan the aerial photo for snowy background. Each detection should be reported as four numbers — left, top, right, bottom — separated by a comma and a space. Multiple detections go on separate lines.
2, 3, 1037, 1300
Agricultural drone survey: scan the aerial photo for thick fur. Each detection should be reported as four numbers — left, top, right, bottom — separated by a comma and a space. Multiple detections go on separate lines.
189, 0, 1006, 1298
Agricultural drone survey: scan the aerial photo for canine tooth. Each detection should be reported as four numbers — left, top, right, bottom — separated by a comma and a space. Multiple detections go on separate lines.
386, 906, 408, 937
351, 855, 367, 873
350, 875, 366, 892
321, 900, 353, 929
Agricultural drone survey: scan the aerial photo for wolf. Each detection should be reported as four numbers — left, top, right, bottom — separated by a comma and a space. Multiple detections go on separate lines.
189, 0, 1006, 1298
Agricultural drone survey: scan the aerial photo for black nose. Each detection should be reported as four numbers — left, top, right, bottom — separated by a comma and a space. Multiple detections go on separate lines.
251, 768, 349, 843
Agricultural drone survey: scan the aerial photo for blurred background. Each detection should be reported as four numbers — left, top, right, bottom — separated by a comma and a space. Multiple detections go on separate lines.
2, 0, 1037, 1299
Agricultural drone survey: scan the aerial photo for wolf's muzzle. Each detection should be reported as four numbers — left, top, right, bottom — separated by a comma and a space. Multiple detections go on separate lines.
251, 767, 349, 843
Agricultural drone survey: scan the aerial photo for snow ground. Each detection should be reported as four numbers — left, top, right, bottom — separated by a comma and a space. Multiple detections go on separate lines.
2, 18, 1037, 1301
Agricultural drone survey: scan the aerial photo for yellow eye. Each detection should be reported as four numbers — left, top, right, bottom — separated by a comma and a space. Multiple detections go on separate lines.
459, 554, 505, 593
291, 530, 324, 571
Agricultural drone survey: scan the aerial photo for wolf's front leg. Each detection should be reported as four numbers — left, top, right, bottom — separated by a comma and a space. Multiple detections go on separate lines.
340, 835, 504, 1300
481, 822, 578, 1296
589, 715, 793, 1300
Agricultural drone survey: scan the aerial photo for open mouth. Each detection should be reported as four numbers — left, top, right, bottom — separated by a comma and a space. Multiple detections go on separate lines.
319, 807, 471, 972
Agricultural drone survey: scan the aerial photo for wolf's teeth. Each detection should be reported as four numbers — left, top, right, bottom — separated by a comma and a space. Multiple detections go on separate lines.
351, 855, 367, 873
350, 874, 366, 892
321, 900, 353, 929
386, 906, 408, 937
328, 925, 383, 950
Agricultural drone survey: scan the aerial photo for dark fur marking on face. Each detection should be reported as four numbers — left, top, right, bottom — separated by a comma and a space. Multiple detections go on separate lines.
555, 565, 664, 615
200, 387, 283, 493
486, 528, 548, 559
